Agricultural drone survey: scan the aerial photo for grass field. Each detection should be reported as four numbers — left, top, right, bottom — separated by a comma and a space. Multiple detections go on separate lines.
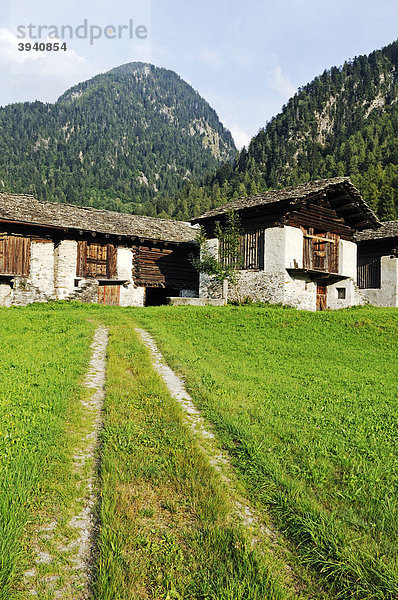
94, 311, 284, 600
0, 302, 397, 599
133, 304, 398, 599
0, 305, 95, 598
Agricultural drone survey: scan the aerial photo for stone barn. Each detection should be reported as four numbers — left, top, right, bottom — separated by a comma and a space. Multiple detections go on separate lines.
355, 221, 398, 307
0, 193, 199, 307
192, 178, 380, 311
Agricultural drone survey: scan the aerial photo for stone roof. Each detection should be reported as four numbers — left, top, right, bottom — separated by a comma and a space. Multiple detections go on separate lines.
192, 177, 380, 230
0, 193, 196, 243
355, 220, 398, 242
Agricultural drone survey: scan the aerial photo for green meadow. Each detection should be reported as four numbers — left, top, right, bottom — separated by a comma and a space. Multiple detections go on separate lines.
0, 302, 397, 599
0, 306, 95, 598
132, 304, 398, 599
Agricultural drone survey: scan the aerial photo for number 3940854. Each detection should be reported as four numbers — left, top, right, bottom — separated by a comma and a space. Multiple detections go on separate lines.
18, 42, 67, 51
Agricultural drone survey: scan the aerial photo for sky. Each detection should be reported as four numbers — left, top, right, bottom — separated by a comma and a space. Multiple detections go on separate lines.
1, 0, 398, 148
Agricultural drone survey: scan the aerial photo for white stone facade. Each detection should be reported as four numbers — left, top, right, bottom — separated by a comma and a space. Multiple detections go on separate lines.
54, 240, 78, 300
30, 241, 55, 297
203, 225, 366, 311
116, 247, 145, 307
0, 239, 149, 307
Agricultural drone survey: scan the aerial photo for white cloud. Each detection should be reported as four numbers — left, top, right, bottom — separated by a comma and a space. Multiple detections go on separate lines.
267, 64, 296, 99
0, 27, 96, 105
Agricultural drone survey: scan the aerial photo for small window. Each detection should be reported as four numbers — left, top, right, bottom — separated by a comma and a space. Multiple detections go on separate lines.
337, 287, 346, 299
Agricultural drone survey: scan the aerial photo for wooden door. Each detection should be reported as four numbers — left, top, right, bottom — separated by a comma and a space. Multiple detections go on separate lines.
98, 285, 120, 306
316, 284, 327, 311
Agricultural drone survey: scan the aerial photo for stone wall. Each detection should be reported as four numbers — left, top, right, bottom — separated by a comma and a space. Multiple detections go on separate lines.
228, 227, 317, 309
117, 247, 133, 280
11, 277, 50, 306
360, 256, 398, 307
0, 283, 12, 307
327, 279, 366, 310
116, 247, 146, 307
30, 241, 55, 297
54, 240, 78, 300
120, 284, 146, 307
339, 239, 357, 280
180, 289, 198, 298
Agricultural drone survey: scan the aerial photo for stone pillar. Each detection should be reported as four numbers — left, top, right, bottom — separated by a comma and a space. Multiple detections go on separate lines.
117, 247, 146, 307
339, 240, 357, 280
30, 241, 55, 297
284, 226, 304, 269
54, 240, 78, 300
117, 247, 133, 280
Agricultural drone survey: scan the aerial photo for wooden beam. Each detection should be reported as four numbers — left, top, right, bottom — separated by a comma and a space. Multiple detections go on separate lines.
304, 234, 336, 243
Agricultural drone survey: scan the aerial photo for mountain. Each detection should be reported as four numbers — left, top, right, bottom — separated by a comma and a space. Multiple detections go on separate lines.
0, 63, 236, 217
171, 39, 398, 221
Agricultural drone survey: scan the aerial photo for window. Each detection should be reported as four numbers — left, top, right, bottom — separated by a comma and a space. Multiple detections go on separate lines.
303, 229, 339, 273
77, 241, 117, 279
0, 233, 30, 276
220, 230, 264, 271
336, 287, 346, 299
357, 257, 381, 289
241, 230, 264, 270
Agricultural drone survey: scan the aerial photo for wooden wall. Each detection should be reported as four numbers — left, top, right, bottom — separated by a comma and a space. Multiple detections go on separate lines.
0, 232, 30, 276
134, 244, 199, 291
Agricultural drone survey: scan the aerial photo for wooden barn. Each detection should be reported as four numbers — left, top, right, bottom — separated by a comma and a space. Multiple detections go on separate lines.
355, 221, 398, 307
0, 193, 199, 307
192, 177, 380, 311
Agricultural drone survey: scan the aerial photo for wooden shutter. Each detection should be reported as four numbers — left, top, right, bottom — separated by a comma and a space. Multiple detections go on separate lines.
77, 241, 118, 279
328, 233, 340, 274
77, 240, 87, 276
0, 234, 30, 276
106, 244, 117, 279
85, 243, 107, 277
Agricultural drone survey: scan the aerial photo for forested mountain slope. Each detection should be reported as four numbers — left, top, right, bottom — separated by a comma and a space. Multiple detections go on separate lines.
0, 62, 236, 217
169, 39, 398, 221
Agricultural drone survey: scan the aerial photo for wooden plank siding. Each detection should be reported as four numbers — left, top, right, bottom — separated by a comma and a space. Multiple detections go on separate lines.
357, 257, 381, 289
221, 230, 264, 270
77, 241, 117, 279
98, 284, 121, 305
286, 202, 353, 241
0, 233, 30, 276
134, 245, 199, 291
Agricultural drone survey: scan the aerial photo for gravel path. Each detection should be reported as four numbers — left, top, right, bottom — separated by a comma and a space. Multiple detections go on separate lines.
136, 327, 277, 534
24, 325, 108, 599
